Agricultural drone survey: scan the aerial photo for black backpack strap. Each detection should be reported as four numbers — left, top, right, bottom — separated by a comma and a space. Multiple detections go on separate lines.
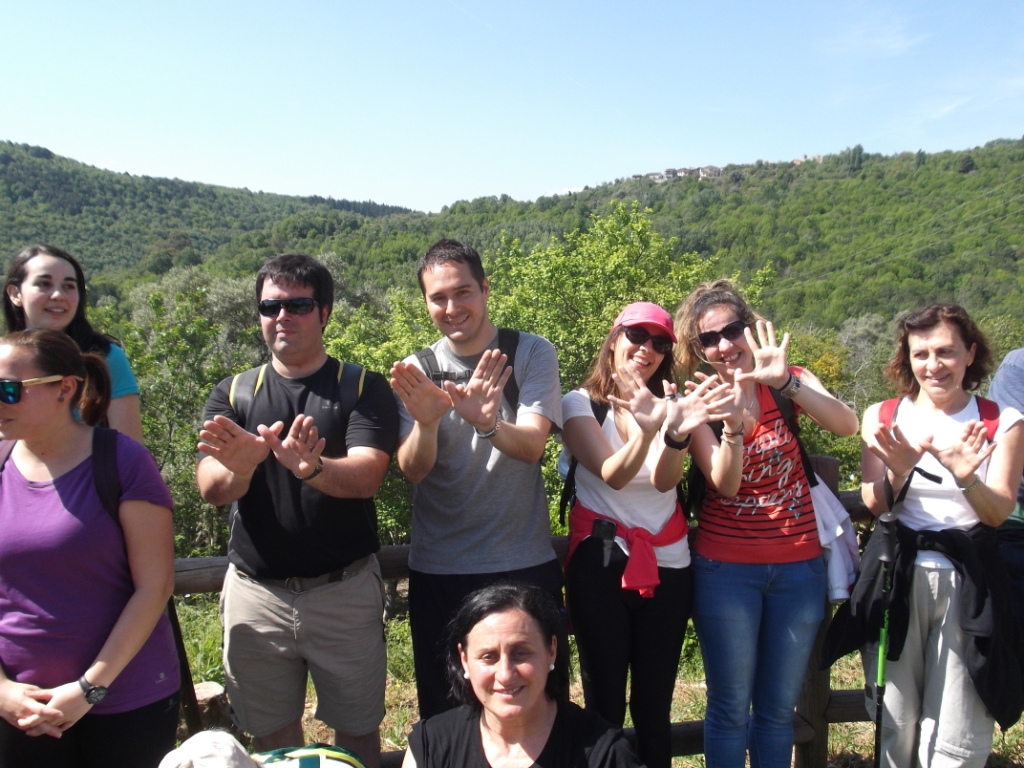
416, 329, 521, 412
227, 365, 268, 425
496, 328, 520, 411
91, 427, 122, 523
336, 361, 365, 414
558, 398, 609, 526
767, 386, 818, 488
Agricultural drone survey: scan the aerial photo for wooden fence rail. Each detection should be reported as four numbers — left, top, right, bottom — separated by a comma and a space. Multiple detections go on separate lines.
172, 456, 873, 767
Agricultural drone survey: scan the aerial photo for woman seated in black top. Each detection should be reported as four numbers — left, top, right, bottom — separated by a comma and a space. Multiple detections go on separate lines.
404, 583, 644, 768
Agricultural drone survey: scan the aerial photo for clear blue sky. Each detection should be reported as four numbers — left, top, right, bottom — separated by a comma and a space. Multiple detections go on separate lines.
3, 1, 1021, 212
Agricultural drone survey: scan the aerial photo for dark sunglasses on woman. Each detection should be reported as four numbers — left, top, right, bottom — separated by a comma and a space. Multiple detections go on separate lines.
257, 298, 319, 317
0, 375, 76, 404
697, 319, 748, 348
623, 326, 674, 355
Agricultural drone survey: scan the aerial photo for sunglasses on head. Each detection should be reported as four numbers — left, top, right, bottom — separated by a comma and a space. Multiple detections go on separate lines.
622, 326, 674, 355
697, 319, 748, 348
0, 375, 72, 405
257, 298, 319, 317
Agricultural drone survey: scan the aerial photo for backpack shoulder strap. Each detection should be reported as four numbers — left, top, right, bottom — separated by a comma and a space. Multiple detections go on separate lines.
228, 365, 268, 425
497, 328, 521, 411
977, 396, 1000, 442
92, 427, 122, 524
414, 347, 443, 387
558, 397, 609, 526
337, 360, 365, 415
767, 385, 818, 488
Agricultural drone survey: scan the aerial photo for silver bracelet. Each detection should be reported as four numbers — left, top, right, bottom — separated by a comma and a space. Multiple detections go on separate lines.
475, 417, 501, 439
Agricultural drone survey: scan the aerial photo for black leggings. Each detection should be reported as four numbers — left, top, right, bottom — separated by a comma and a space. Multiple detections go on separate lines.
0, 691, 180, 768
567, 536, 693, 768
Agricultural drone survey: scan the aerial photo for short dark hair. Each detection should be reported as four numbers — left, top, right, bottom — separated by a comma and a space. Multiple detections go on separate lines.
416, 239, 486, 294
885, 304, 993, 396
1, 329, 112, 425
3, 244, 112, 355
256, 254, 334, 320
446, 583, 568, 709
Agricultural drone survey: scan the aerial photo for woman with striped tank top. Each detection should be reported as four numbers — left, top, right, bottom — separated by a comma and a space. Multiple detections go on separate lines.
674, 280, 858, 768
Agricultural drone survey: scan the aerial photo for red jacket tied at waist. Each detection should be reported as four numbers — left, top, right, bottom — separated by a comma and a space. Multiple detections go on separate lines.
567, 501, 688, 597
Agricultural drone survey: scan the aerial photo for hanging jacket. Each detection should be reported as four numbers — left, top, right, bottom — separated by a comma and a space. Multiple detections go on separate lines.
822, 519, 1024, 729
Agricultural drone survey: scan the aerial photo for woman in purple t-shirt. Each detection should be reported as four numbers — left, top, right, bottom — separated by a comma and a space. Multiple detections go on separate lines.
0, 330, 179, 768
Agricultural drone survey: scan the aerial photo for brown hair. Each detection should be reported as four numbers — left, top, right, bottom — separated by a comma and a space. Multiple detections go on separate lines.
2, 329, 112, 425
674, 279, 763, 379
884, 304, 993, 396
580, 326, 673, 405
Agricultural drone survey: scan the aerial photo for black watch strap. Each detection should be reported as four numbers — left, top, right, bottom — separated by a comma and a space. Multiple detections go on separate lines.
78, 675, 108, 705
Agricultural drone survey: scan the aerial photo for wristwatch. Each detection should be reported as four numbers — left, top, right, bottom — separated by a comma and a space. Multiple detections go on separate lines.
78, 675, 108, 705
295, 457, 324, 481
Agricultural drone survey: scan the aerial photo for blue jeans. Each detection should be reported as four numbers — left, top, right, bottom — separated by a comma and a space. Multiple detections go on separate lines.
692, 553, 826, 768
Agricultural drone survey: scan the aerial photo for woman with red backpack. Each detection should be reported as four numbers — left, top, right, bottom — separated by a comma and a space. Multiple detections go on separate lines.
858, 304, 1024, 767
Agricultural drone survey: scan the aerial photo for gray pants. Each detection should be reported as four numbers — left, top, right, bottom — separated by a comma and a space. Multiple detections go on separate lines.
863, 563, 994, 768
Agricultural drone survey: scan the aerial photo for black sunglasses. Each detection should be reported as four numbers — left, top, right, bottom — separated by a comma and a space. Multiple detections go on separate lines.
0, 375, 69, 405
697, 320, 748, 348
257, 298, 319, 317
623, 326, 674, 355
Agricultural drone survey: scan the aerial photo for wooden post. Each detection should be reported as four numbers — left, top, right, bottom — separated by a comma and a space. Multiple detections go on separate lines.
795, 456, 840, 768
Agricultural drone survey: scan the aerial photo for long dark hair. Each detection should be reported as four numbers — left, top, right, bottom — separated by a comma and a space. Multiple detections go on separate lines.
3, 245, 112, 355
2, 330, 112, 425
885, 304, 993, 396
446, 583, 568, 709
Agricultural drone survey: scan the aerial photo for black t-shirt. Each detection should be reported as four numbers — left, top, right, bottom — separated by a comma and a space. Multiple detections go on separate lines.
202, 357, 399, 579
408, 700, 643, 768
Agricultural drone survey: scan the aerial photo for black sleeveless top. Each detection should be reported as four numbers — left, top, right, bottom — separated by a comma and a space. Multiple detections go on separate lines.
407, 700, 642, 768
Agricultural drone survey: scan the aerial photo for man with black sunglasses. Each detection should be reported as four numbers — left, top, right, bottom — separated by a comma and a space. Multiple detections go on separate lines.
389, 239, 565, 720
196, 254, 398, 766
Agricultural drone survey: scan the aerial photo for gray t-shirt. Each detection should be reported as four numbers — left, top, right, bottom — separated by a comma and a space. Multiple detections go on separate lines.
397, 331, 563, 574
989, 346, 1024, 512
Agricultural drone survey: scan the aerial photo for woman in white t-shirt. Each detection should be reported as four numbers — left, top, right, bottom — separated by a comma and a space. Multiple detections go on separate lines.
561, 302, 728, 768
861, 304, 1024, 768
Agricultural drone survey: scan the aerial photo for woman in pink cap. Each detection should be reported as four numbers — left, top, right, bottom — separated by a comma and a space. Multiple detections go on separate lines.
561, 301, 730, 768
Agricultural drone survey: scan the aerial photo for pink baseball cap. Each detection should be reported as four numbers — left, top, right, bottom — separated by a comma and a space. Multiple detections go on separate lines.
613, 302, 677, 342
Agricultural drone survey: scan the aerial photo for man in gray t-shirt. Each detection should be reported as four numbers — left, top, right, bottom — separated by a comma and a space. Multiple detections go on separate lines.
390, 238, 564, 718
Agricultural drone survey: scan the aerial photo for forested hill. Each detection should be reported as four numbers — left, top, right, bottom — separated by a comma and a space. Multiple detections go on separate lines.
0, 141, 411, 274
2, 137, 1023, 328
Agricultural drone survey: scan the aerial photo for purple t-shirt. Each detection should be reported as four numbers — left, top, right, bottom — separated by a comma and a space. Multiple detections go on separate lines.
0, 433, 179, 714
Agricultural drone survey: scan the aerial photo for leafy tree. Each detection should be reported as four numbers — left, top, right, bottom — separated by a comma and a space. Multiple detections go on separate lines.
958, 154, 976, 174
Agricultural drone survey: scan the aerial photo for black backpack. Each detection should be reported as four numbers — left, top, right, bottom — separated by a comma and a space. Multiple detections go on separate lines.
415, 328, 521, 410
684, 385, 818, 521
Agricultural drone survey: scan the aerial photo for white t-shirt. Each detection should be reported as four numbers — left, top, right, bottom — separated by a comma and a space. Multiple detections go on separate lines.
890, 395, 1023, 566
563, 389, 690, 568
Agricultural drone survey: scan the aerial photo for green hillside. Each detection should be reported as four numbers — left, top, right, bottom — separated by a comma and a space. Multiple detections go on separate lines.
0, 141, 410, 275
2, 137, 1022, 327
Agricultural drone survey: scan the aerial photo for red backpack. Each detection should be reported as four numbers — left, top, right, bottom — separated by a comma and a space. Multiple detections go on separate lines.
879, 395, 1000, 441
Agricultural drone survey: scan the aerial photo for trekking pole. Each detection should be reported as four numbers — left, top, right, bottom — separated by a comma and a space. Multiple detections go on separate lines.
872, 509, 897, 768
